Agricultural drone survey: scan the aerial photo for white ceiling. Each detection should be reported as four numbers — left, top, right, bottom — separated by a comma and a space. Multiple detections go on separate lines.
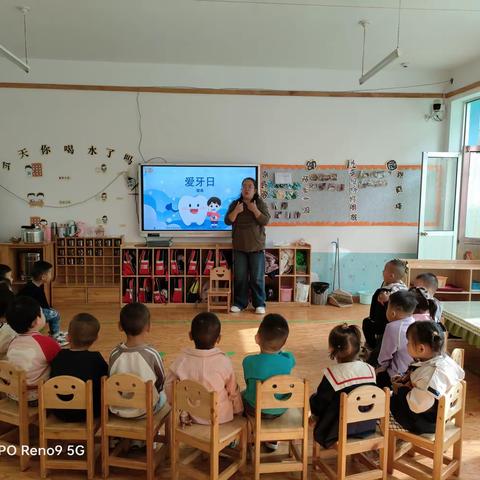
1, 0, 480, 72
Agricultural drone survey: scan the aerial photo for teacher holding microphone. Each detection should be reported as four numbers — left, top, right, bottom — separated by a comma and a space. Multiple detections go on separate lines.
225, 177, 271, 314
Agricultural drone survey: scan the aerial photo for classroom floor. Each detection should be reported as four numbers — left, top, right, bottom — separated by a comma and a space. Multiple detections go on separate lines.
1, 303, 479, 479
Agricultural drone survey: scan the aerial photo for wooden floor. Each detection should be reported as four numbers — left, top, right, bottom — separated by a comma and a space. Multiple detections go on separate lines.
1, 303, 479, 479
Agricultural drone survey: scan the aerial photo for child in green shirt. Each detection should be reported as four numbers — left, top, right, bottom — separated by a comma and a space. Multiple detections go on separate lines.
242, 313, 295, 451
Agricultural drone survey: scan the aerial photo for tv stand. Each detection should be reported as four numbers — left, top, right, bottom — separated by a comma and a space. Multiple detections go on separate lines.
146, 234, 172, 247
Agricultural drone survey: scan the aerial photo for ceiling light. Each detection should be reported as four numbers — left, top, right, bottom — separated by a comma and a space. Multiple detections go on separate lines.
358, 1, 402, 85
0, 6, 30, 73
359, 48, 400, 85
0, 43, 29, 73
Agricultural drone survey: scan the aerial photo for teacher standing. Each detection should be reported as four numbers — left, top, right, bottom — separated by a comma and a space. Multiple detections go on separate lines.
225, 177, 271, 314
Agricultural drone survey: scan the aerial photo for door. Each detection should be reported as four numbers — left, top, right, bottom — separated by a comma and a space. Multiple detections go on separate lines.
417, 152, 462, 259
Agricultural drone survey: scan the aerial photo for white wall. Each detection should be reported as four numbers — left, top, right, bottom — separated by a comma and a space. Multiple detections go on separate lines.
0, 85, 446, 253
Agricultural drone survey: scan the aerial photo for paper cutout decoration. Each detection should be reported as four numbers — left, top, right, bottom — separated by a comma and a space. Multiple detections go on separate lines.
27, 192, 45, 207
305, 159, 317, 170
386, 160, 397, 171
30, 216, 41, 226
32, 163, 43, 177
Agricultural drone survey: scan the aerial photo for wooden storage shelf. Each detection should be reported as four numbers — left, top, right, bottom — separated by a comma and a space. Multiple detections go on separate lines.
53, 236, 122, 304
404, 259, 480, 302
120, 244, 231, 307
120, 243, 311, 307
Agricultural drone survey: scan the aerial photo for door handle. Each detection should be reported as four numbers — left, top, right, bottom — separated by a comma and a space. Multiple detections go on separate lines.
420, 232, 428, 236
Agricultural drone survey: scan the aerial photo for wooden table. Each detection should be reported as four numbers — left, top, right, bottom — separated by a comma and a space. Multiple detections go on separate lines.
442, 301, 480, 348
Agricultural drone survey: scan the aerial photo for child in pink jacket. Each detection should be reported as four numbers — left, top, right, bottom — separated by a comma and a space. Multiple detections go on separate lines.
165, 312, 243, 424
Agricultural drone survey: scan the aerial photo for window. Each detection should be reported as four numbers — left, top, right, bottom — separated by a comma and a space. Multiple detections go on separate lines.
466, 98, 480, 147
460, 98, 480, 243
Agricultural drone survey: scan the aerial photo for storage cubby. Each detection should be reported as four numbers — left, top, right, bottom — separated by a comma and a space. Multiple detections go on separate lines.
404, 259, 480, 302
120, 243, 311, 307
53, 236, 122, 304
265, 245, 311, 305
120, 244, 231, 307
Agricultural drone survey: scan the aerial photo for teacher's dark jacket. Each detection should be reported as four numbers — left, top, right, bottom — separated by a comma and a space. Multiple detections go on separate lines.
225, 198, 270, 252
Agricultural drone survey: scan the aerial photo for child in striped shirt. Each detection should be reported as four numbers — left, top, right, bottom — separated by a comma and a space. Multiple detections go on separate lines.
109, 302, 166, 418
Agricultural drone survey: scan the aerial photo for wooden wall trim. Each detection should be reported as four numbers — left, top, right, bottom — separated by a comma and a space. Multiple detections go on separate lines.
0, 82, 441, 98
446, 80, 480, 98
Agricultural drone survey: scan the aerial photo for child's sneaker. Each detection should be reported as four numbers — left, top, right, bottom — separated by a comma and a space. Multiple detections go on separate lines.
263, 441, 278, 452
52, 332, 69, 347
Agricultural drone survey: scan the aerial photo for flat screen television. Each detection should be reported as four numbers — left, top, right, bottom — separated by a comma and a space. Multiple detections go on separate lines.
139, 164, 259, 236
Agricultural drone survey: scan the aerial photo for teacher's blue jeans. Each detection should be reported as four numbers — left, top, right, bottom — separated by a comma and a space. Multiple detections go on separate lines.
233, 250, 265, 309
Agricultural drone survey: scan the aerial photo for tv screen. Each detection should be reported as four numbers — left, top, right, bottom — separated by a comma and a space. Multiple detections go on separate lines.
139, 164, 258, 234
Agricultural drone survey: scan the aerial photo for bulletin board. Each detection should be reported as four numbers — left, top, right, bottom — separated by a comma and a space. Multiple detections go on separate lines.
260, 163, 421, 226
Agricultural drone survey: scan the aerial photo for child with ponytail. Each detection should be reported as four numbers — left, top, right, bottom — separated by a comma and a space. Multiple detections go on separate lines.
310, 323, 377, 448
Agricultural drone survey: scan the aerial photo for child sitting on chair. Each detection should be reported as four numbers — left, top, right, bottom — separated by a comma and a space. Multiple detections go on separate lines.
310, 324, 377, 448
0, 284, 16, 360
109, 303, 166, 418
390, 321, 464, 434
18, 261, 68, 346
409, 287, 438, 322
165, 312, 243, 424
413, 273, 442, 322
50, 313, 108, 421
242, 313, 295, 451
376, 290, 417, 389
362, 259, 408, 359
6, 296, 61, 402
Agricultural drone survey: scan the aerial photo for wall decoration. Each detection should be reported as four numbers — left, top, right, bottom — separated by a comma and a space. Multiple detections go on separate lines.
2, 162, 11, 170
40, 145, 51, 155
25, 165, 32, 176
18, 148, 29, 158
261, 163, 421, 226
386, 159, 397, 171
101, 192, 107, 201
123, 153, 133, 165
58, 176, 71, 180
305, 159, 317, 170
106, 148, 115, 158
30, 216, 41, 226
88, 146, 98, 155
32, 163, 43, 177
27, 192, 45, 207
64, 145, 74, 154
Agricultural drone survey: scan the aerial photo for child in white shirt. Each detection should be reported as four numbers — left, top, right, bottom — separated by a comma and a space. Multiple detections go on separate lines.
390, 321, 464, 434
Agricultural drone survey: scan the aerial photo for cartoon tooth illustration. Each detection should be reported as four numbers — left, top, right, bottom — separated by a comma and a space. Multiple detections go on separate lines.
178, 195, 208, 226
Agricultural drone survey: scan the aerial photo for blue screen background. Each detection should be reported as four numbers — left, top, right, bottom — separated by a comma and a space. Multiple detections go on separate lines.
141, 165, 257, 231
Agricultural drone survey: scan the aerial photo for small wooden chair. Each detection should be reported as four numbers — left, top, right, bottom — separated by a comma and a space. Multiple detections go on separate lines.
388, 380, 466, 480
450, 348, 464, 368
101, 374, 170, 480
312, 385, 390, 480
246, 375, 309, 480
207, 266, 231, 313
38, 376, 99, 479
0, 360, 38, 471
171, 379, 247, 480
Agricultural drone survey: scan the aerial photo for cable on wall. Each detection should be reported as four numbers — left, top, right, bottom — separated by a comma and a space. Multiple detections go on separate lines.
0, 171, 126, 208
